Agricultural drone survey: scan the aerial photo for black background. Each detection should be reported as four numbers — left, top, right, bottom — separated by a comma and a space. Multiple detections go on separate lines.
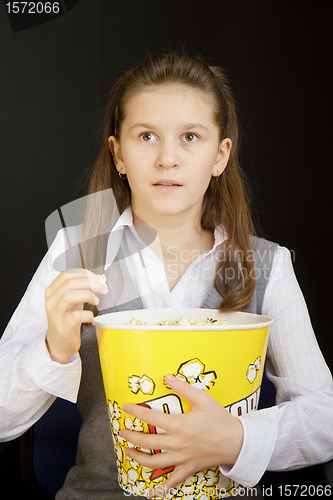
1, 0, 333, 495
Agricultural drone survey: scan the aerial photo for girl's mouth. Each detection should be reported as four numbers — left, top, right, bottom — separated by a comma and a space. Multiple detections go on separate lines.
153, 179, 182, 187
154, 182, 181, 186
153, 181, 182, 191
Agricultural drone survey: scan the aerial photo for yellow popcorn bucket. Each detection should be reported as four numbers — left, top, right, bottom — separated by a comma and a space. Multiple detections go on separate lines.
92, 308, 273, 498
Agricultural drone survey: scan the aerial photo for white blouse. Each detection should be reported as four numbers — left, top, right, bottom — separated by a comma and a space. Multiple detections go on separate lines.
1, 206, 333, 488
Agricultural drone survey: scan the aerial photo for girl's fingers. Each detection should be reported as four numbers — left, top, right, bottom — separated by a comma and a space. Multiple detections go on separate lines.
58, 308, 95, 334
45, 289, 99, 321
48, 275, 108, 304
45, 275, 107, 316
147, 464, 194, 498
45, 269, 108, 302
121, 375, 203, 432
164, 374, 205, 408
122, 403, 176, 431
119, 429, 174, 452
45, 308, 94, 363
124, 447, 175, 469
44, 269, 108, 363
45, 269, 90, 298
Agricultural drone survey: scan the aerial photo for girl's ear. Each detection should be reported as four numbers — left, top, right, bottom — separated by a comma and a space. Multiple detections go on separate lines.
212, 138, 232, 178
108, 136, 126, 174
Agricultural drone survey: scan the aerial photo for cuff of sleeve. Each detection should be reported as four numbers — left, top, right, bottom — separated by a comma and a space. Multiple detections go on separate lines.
219, 407, 279, 487
23, 331, 82, 402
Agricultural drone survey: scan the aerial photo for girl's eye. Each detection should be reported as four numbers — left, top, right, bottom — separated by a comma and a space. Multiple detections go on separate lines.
183, 133, 198, 142
140, 132, 157, 142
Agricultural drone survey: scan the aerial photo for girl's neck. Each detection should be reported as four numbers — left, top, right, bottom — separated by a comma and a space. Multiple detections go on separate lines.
132, 208, 215, 291
132, 209, 214, 259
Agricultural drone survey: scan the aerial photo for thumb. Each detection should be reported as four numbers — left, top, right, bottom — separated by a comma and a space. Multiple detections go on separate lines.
165, 373, 205, 407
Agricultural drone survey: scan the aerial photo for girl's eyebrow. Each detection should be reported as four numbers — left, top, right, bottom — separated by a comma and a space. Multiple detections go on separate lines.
183, 123, 210, 132
129, 122, 155, 131
129, 122, 210, 132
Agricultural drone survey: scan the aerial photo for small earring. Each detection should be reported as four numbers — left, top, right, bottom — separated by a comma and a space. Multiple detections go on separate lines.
214, 171, 220, 182
118, 172, 127, 180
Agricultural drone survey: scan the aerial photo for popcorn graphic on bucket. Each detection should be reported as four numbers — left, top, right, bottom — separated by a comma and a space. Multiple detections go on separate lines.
93, 308, 273, 498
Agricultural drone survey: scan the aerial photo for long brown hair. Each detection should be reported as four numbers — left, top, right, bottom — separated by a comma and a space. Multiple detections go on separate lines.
84, 52, 256, 312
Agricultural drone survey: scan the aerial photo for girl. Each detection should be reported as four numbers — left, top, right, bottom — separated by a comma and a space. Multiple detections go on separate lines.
1, 53, 333, 500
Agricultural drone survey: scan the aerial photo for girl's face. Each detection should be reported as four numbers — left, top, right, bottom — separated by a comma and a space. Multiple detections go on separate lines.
109, 84, 231, 225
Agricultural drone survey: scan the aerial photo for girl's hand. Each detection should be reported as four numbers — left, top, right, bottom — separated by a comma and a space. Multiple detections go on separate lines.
119, 374, 244, 498
44, 269, 108, 364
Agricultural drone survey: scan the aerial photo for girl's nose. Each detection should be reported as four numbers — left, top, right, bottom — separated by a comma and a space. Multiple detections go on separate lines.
155, 140, 180, 169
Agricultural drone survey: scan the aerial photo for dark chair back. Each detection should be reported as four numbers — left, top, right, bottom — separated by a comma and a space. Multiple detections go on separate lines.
21, 397, 82, 499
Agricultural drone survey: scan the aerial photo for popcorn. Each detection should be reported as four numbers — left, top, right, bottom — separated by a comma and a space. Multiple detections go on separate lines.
127, 318, 148, 326
97, 273, 107, 287
126, 316, 233, 326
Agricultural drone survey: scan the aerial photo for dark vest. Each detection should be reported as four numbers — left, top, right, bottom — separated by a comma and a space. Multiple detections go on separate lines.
56, 236, 277, 499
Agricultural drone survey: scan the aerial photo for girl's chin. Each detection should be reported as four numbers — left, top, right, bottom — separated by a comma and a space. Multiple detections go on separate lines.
144, 206, 200, 222
132, 196, 203, 222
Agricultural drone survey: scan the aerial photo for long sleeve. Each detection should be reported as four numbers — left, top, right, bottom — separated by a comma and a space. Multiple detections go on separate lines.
0, 230, 82, 441
220, 246, 333, 486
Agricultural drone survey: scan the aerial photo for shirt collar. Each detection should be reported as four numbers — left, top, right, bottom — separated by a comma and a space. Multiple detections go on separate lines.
112, 205, 134, 231
105, 206, 228, 268
104, 207, 133, 270
212, 225, 227, 249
